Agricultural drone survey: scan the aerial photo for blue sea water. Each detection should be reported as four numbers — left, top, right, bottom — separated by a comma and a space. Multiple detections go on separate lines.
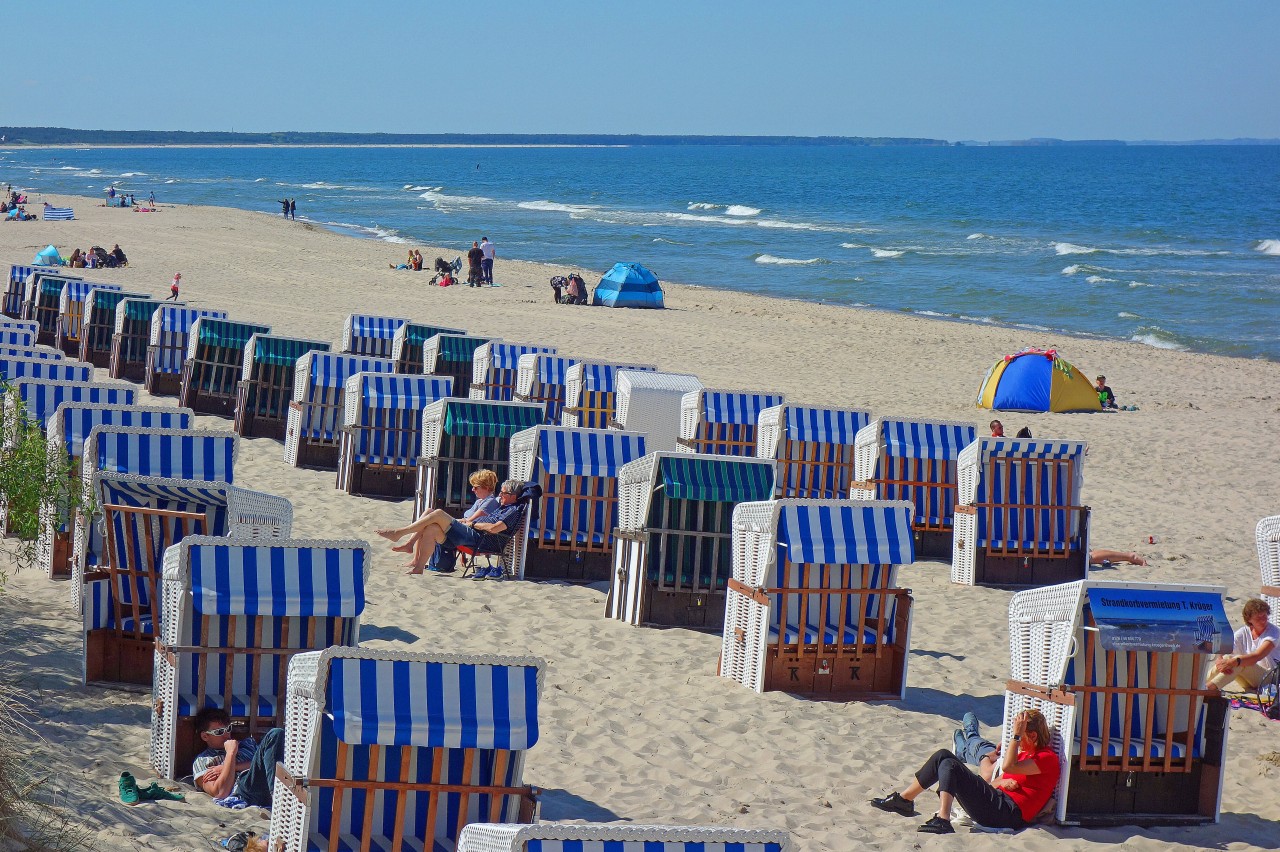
3, 144, 1278, 359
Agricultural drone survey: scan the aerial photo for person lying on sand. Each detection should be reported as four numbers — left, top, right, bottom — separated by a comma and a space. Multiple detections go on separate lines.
191, 708, 286, 808
1089, 549, 1147, 567
377, 478, 525, 577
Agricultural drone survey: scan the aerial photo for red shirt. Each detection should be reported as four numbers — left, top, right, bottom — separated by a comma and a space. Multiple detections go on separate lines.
1003, 747, 1060, 822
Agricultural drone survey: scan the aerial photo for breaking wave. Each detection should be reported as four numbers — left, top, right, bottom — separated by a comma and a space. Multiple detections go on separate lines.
754, 254, 822, 266
1255, 239, 1280, 256
724, 205, 761, 217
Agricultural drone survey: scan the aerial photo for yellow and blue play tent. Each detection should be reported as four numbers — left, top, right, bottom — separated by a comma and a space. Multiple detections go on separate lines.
976, 348, 1102, 413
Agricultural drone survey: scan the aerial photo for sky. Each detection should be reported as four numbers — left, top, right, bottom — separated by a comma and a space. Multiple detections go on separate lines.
3, 1, 1278, 141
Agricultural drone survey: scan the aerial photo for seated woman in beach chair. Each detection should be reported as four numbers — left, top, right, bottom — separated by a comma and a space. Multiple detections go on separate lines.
377, 478, 529, 575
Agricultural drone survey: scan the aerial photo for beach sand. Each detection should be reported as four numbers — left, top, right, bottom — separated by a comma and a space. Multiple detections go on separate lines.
1, 193, 1278, 851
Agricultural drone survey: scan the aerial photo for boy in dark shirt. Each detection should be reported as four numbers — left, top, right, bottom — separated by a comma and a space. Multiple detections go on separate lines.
191, 708, 285, 807
1095, 375, 1117, 409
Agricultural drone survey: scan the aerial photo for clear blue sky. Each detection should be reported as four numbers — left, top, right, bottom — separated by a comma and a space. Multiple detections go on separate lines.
4, 1, 1277, 141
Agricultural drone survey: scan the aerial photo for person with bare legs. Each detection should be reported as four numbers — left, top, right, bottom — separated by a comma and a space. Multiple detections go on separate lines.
377, 477, 526, 578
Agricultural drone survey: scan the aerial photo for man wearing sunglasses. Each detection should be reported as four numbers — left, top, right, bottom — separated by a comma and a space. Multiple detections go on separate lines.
191, 707, 285, 807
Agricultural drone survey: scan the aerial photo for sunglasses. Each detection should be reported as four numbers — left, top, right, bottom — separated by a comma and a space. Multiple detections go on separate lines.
203, 724, 242, 737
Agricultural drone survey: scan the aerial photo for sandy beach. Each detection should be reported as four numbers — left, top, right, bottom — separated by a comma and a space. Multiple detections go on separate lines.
2, 192, 1278, 851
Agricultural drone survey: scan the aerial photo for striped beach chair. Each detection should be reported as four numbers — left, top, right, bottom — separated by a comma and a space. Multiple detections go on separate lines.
758, 404, 871, 500
850, 417, 977, 557
720, 499, 915, 699
0, 317, 39, 337
0, 330, 38, 351
233, 333, 331, 440
512, 353, 577, 424
336, 373, 454, 498
81, 475, 291, 688
952, 437, 1090, 587
1259, 516, 1280, 624
151, 536, 366, 780
109, 297, 169, 381
22, 273, 79, 340
78, 288, 148, 367
179, 317, 272, 416
607, 451, 776, 629
341, 313, 408, 359
1003, 580, 1231, 825
470, 341, 556, 402
4, 265, 57, 318
611, 370, 703, 452
678, 388, 784, 457
561, 361, 657, 429
0, 355, 92, 383
284, 352, 396, 470
2, 379, 135, 447
508, 425, 647, 581
415, 398, 544, 518
56, 280, 121, 355
39, 405, 193, 579
390, 321, 466, 374
424, 333, 494, 398
458, 824, 791, 851
0, 344, 61, 361
144, 304, 228, 396
269, 647, 544, 852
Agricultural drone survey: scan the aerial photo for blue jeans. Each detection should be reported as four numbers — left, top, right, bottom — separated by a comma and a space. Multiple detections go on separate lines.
233, 727, 285, 807
481, 257, 493, 284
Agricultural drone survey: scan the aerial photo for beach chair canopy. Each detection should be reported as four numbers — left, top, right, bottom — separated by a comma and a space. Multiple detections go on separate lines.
593, 262, 665, 309
295, 351, 395, 397
871, 417, 977, 461
428, 334, 493, 366
342, 314, 408, 356
687, 389, 786, 425
768, 404, 869, 447
150, 305, 227, 340
342, 373, 455, 426
0, 357, 92, 383
88, 426, 237, 483
769, 500, 916, 567
10, 380, 136, 432
478, 341, 555, 372
568, 361, 657, 395
115, 297, 163, 332
976, 348, 1102, 413
423, 398, 545, 449
654, 452, 775, 503
242, 333, 330, 375
396, 321, 466, 348
515, 425, 648, 479
51, 405, 193, 463
188, 317, 271, 358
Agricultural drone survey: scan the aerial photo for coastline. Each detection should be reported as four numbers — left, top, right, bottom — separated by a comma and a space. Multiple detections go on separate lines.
1, 193, 1278, 851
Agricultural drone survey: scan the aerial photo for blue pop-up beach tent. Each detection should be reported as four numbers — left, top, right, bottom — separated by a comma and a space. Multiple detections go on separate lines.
33, 245, 62, 265
593, 262, 664, 309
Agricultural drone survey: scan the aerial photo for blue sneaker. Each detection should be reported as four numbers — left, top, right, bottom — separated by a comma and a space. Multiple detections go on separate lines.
486, 567, 505, 580
962, 711, 980, 739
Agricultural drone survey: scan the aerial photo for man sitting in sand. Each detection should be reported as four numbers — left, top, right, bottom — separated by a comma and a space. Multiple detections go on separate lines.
377, 479, 527, 578
191, 708, 286, 808
1205, 598, 1280, 695
1095, 375, 1118, 409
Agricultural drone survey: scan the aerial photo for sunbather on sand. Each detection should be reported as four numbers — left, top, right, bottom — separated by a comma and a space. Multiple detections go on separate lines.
1089, 549, 1147, 566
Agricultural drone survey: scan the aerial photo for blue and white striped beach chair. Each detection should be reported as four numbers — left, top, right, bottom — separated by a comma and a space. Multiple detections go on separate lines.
470, 341, 557, 403
512, 353, 578, 424
233, 333, 331, 439
341, 313, 408, 359
1003, 580, 1231, 825
56, 280, 121, 355
336, 373, 454, 498
0, 318, 39, 337
390, 321, 466, 374
151, 536, 368, 780
0, 328, 37, 349
2, 379, 135, 446
508, 425, 647, 581
284, 351, 397, 470
457, 823, 791, 852
109, 297, 167, 381
0, 345, 60, 361
22, 273, 79, 340
269, 647, 545, 852
608, 451, 776, 629
678, 388, 784, 457
952, 437, 1090, 587
179, 317, 273, 416
0, 355, 92, 383
4, 266, 57, 318
41, 205, 75, 220
561, 360, 657, 429
78, 288, 147, 366
144, 304, 228, 395
757, 404, 871, 500
720, 499, 915, 699
81, 476, 291, 689
424, 333, 494, 398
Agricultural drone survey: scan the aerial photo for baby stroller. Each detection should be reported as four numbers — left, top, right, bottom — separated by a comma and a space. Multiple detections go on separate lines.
564, 273, 589, 305
430, 256, 462, 286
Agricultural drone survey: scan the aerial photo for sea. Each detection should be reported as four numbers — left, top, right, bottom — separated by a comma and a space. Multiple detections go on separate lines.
2, 144, 1277, 360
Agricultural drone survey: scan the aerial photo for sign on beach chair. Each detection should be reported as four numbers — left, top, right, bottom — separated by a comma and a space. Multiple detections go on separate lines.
336, 373, 454, 498
268, 647, 544, 852
390, 321, 466, 374
758, 404, 871, 500
611, 370, 703, 452
143, 305, 228, 396
78, 289, 148, 367
233, 333, 331, 440
108, 298, 168, 381
470, 341, 556, 403
284, 351, 396, 470
150, 536, 365, 780
457, 823, 792, 852
0, 355, 92, 383
561, 360, 657, 429
508, 425, 647, 581
340, 313, 408, 359
850, 417, 977, 557
678, 388, 784, 457
179, 317, 272, 416
512, 353, 578, 424
414, 398, 544, 518
56, 280, 121, 355
720, 499, 915, 699
1003, 580, 1232, 825
81, 475, 292, 689
952, 437, 1090, 587
1258, 516, 1280, 625
423, 333, 493, 398
607, 451, 775, 629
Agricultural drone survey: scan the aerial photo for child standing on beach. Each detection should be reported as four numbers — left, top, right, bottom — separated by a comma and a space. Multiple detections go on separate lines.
168, 273, 181, 301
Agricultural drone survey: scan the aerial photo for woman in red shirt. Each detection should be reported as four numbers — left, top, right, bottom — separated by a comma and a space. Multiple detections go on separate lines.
871, 709, 1060, 834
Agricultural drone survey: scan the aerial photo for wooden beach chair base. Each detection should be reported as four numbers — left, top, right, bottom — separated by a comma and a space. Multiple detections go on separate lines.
84, 629, 154, 687
523, 546, 611, 582
913, 528, 953, 559
109, 359, 146, 383
83, 348, 112, 368
646, 587, 725, 630
971, 550, 1087, 587
179, 382, 238, 418
233, 385, 288, 440
763, 643, 906, 699
338, 462, 416, 500
293, 438, 341, 470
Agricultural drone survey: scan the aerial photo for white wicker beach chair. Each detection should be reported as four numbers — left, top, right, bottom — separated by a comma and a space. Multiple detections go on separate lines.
340, 313, 408, 359
3, 265, 55, 318
1, 378, 135, 449
179, 317, 272, 417
513, 353, 578, 424
1259, 516, 1280, 623
56, 280, 120, 355
677, 388, 783, 457
22, 272, 80, 342
720, 499, 915, 699
284, 351, 396, 470
233, 333, 331, 440
457, 823, 791, 852
268, 647, 544, 852
390, 321, 466, 374
108, 297, 168, 381
150, 536, 366, 780
423, 333, 495, 397
560, 360, 657, 429
143, 305, 228, 396
78, 288, 148, 367
336, 373, 454, 498
606, 451, 776, 629
757, 404, 871, 500
610, 369, 702, 452
0, 318, 39, 337
470, 341, 557, 402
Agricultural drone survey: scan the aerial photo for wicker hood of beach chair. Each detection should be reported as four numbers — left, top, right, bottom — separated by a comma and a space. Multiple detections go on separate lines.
560, 360, 657, 429
336, 372, 454, 498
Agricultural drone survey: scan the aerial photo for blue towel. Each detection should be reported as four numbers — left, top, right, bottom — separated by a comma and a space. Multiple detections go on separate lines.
213, 794, 250, 810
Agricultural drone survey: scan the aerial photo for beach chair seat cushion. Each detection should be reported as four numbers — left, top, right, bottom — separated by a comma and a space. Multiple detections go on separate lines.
768, 623, 889, 645
1078, 736, 1198, 759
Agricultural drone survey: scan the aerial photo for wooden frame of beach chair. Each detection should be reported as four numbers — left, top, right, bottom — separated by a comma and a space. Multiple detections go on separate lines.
952, 437, 1090, 587
1003, 580, 1231, 825
340, 313, 408, 359
150, 536, 365, 781
143, 305, 228, 396
39, 405, 192, 579
1259, 516, 1280, 624
390, 322, 466, 374
233, 333, 331, 440
284, 352, 396, 470
849, 416, 977, 558
77, 288, 148, 367
512, 353, 577, 424
607, 451, 776, 630
610, 369, 702, 452
336, 373, 454, 499
108, 297, 168, 381
457, 823, 792, 851
758, 404, 871, 501
720, 499, 915, 699
268, 647, 544, 852
560, 361, 657, 429
508, 425, 647, 581
413, 398, 544, 518
677, 388, 785, 457
423, 333, 493, 398
82, 475, 291, 689
56, 280, 121, 356
179, 317, 272, 417
469, 341, 556, 403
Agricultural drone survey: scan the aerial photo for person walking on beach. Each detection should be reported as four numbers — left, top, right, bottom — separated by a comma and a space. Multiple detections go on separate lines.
148, 191, 156, 208
168, 273, 181, 301
289, 199, 297, 220
278, 198, 289, 218
480, 236, 495, 285
466, 241, 484, 287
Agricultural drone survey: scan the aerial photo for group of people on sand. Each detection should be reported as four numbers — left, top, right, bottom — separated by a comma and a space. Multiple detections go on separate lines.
65, 244, 128, 269
390, 237, 497, 288
2, 189, 33, 220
